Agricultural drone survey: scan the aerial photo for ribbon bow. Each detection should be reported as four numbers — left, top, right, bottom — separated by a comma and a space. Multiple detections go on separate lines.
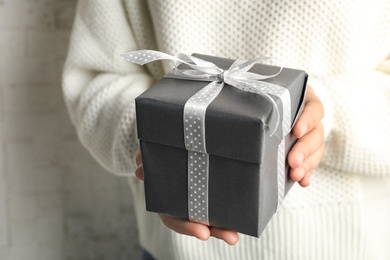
122, 50, 291, 225
121, 50, 284, 136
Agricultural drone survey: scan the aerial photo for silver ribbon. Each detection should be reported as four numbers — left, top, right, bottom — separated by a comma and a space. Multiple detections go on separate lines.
121, 50, 291, 225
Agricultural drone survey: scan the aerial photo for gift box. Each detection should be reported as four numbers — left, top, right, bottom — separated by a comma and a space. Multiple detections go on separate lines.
131, 52, 308, 237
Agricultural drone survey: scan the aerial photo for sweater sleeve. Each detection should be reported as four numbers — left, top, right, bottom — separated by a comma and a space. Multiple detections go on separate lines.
315, 68, 390, 177
62, 0, 154, 175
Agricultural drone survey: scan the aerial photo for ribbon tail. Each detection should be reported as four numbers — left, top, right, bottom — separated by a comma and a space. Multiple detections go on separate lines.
121, 50, 223, 75
226, 77, 291, 209
120, 50, 179, 65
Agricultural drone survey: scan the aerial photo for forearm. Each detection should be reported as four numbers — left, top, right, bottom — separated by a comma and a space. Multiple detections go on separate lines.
62, 0, 154, 175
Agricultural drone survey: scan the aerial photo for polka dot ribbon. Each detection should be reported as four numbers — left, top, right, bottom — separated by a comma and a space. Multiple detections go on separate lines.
121, 50, 291, 225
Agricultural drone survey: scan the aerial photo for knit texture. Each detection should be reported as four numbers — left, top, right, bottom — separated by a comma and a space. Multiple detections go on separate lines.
63, 0, 390, 259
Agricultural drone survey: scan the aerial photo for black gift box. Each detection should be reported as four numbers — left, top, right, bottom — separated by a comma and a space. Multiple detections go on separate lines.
136, 54, 308, 237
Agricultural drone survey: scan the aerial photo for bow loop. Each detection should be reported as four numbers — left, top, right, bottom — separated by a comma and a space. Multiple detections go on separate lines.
227, 57, 283, 79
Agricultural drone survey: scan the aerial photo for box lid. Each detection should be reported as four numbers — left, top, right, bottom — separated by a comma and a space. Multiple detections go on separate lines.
136, 54, 307, 164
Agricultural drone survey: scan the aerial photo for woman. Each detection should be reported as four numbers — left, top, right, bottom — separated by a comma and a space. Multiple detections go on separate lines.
63, 1, 390, 259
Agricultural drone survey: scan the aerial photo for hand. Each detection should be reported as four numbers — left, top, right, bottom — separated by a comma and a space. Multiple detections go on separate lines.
135, 149, 239, 245
288, 85, 325, 187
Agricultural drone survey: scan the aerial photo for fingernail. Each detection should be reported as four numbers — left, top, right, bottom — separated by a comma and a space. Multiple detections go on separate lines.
300, 124, 308, 137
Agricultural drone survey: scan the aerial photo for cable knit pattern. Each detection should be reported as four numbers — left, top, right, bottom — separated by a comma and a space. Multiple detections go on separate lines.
63, 0, 390, 259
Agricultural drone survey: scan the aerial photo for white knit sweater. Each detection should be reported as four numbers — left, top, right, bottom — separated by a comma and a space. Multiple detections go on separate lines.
63, 1, 390, 259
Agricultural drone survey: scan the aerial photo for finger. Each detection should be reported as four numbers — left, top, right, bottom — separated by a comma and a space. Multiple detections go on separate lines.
159, 214, 211, 241
292, 86, 324, 138
299, 171, 312, 187
288, 123, 324, 169
289, 167, 305, 182
135, 164, 144, 181
210, 227, 239, 245
135, 149, 142, 166
301, 144, 325, 174
298, 144, 325, 187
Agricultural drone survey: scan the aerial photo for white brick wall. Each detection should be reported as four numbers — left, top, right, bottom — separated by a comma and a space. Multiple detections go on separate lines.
0, 144, 8, 247
0, 0, 141, 259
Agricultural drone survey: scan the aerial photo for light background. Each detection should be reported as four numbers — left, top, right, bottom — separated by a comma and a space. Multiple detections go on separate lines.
0, 0, 142, 259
